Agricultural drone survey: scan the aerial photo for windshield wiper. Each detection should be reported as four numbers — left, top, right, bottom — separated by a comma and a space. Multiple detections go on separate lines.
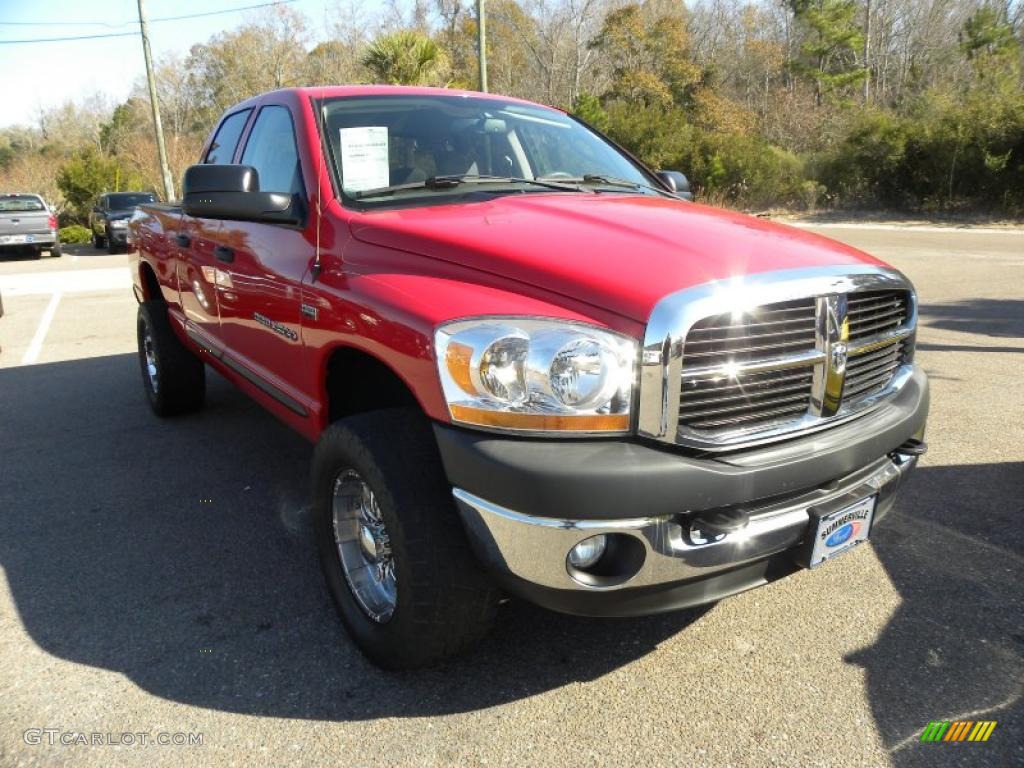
352, 174, 588, 199
561, 174, 677, 198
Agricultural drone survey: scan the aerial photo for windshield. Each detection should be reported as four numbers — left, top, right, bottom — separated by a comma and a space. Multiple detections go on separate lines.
0, 194, 46, 212
318, 95, 655, 207
107, 193, 155, 209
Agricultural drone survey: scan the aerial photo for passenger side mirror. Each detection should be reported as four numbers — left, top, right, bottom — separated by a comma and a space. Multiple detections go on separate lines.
656, 170, 692, 201
181, 164, 303, 226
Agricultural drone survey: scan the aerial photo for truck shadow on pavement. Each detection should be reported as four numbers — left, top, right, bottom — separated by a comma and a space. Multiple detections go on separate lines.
918, 298, 1024, 339
0, 353, 706, 720
1, 353, 1021, 757
847, 460, 1024, 766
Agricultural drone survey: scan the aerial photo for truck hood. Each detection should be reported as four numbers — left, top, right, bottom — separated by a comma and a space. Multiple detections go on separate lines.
349, 194, 884, 323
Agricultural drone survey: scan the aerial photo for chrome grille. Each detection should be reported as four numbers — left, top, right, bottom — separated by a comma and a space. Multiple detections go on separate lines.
847, 291, 909, 340
673, 285, 914, 446
679, 299, 817, 431
679, 367, 815, 430
844, 339, 906, 401
682, 298, 817, 364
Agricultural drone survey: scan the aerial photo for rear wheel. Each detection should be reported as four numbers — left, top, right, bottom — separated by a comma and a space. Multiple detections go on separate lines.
136, 300, 205, 416
313, 408, 500, 669
50, 242, 62, 258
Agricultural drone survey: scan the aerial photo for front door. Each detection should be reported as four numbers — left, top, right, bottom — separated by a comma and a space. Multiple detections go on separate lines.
212, 103, 314, 416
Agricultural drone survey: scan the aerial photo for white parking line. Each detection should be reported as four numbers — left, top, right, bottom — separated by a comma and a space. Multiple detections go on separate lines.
21, 292, 62, 365
787, 221, 1024, 235
0, 267, 130, 296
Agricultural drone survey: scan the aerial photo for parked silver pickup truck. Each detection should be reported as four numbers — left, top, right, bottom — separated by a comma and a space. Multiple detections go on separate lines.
0, 193, 61, 258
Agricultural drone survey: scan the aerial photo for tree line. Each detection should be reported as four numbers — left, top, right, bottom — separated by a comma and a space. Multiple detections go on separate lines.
1, 0, 1022, 224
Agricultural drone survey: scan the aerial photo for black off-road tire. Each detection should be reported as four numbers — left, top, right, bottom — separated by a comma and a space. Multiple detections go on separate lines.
136, 300, 205, 417
313, 408, 500, 669
106, 229, 119, 254
93, 232, 105, 249
50, 241, 62, 258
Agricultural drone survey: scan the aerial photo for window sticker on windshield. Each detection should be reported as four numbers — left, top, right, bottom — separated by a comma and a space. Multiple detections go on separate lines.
340, 126, 389, 193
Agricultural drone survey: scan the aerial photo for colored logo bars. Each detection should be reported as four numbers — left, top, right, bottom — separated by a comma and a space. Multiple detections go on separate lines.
920, 720, 997, 742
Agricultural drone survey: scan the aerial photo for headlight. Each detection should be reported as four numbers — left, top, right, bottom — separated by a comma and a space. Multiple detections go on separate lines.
435, 318, 637, 433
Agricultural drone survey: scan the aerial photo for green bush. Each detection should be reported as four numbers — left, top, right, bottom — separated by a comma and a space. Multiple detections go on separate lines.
815, 111, 910, 207
817, 88, 1024, 212
691, 134, 806, 209
601, 101, 808, 209
59, 224, 92, 244
56, 146, 145, 223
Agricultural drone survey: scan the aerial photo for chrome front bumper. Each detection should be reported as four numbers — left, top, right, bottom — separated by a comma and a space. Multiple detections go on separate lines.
453, 450, 919, 597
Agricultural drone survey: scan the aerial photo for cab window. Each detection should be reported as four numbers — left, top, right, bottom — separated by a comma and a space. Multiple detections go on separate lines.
239, 106, 303, 195
205, 109, 251, 165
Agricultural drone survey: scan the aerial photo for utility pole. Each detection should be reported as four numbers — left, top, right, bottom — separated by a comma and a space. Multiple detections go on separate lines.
137, 0, 175, 201
476, 0, 488, 92
863, 0, 872, 105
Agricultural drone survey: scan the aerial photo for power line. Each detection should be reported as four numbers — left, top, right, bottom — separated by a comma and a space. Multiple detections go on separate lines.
0, 0, 297, 43
0, 31, 140, 44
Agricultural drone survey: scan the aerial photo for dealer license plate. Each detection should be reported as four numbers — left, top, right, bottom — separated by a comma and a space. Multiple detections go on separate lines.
806, 495, 875, 568
0, 234, 29, 244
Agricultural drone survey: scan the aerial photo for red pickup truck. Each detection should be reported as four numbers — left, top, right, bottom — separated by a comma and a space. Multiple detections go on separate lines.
129, 86, 929, 668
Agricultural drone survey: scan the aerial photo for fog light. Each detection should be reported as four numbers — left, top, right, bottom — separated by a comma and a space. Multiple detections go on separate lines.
568, 535, 607, 570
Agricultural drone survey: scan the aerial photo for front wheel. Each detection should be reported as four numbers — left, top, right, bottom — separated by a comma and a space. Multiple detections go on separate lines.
137, 300, 205, 416
313, 408, 499, 669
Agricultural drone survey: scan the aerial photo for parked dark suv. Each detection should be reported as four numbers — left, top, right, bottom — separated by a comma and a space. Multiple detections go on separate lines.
89, 192, 156, 253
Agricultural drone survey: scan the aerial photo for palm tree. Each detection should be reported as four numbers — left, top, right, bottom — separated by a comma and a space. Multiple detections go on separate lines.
361, 31, 450, 87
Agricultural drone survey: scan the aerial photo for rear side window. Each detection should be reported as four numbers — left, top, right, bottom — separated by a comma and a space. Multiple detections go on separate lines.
240, 106, 303, 195
205, 109, 251, 164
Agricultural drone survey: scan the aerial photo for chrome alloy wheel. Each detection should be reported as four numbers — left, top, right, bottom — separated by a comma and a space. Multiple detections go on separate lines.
332, 469, 397, 623
142, 327, 159, 394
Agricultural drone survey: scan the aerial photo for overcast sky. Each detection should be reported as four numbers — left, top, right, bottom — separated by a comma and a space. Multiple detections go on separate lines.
0, 0, 386, 128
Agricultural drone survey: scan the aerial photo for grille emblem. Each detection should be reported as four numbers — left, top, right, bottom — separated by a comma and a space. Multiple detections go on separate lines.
814, 294, 850, 417
830, 342, 848, 373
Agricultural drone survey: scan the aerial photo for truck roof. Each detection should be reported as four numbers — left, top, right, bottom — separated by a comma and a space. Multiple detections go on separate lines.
226, 85, 560, 114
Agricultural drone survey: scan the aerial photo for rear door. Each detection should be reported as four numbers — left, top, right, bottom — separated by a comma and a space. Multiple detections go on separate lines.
175, 108, 252, 351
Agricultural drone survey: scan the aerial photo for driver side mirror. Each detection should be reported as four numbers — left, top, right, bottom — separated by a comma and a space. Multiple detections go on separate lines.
182, 164, 303, 226
656, 170, 692, 201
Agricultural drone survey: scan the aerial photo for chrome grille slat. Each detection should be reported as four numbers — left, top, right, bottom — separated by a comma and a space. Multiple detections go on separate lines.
682, 368, 814, 392
846, 348, 902, 378
688, 317, 816, 335
684, 328, 816, 346
683, 337, 816, 360
844, 372, 896, 399
846, 307, 905, 325
849, 340, 902, 365
680, 391, 811, 420
848, 296, 902, 309
688, 402, 812, 429
848, 316, 907, 339
680, 377, 815, 406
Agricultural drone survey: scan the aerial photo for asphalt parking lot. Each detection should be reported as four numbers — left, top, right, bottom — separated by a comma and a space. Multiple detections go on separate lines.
1, 227, 1022, 768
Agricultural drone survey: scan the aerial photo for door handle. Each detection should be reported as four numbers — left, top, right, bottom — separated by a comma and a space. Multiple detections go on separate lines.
214, 245, 235, 263
175, 234, 191, 247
